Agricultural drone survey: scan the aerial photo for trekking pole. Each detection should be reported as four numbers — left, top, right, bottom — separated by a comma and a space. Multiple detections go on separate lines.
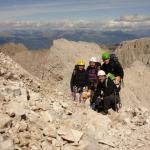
118, 95, 122, 109
118, 82, 122, 109
73, 86, 76, 101
114, 90, 119, 112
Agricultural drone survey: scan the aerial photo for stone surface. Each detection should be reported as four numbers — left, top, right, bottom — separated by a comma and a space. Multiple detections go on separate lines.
61, 129, 83, 143
0, 139, 14, 150
41, 141, 54, 150
6, 101, 26, 116
116, 37, 150, 68
43, 125, 57, 138
40, 111, 53, 122
0, 113, 11, 129
0, 38, 150, 150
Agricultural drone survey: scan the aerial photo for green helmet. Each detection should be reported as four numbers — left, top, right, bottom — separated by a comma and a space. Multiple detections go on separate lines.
102, 52, 110, 60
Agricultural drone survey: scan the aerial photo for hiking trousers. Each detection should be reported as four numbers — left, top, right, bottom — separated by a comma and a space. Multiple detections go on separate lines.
73, 86, 88, 103
103, 94, 119, 113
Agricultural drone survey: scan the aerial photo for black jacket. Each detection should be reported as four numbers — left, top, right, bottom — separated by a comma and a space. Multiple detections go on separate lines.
92, 78, 117, 102
101, 61, 124, 78
70, 69, 90, 92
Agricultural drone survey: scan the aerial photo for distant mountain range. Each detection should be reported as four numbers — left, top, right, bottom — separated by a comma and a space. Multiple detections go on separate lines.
0, 29, 149, 50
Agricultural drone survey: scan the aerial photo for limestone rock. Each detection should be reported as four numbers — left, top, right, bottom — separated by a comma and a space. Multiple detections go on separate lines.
18, 121, 28, 132
41, 141, 54, 150
60, 101, 69, 109
40, 111, 53, 122
13, 88, 22, 97
18, 131, 31, 147
145, 116, 150, 125
0, 113, 11, 129
43, 125, 57, 138
116, 38, 150, 67
0, 138, 14, 150
85, 110, 111, 138
61, 129, 83, 143
52, 102, 64, 112
6, 101, 26, 116
35, 101, 50, 111
2, 87, 21, 97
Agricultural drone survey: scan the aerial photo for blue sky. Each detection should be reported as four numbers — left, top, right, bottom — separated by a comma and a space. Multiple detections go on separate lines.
0, 0, 150, 31
0, 0, 149, 21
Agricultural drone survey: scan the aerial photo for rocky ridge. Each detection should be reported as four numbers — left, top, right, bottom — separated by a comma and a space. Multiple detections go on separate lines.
116, 37, 150, 68
0, 38, 150, 150
0, 39, 102, 91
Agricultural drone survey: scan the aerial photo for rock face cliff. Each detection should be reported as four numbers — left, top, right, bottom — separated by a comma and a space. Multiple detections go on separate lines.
120, 61, 150, 108
116, 38, 150, 68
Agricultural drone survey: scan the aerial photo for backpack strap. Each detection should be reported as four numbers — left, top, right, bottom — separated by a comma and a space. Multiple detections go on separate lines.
105, 77, 108, 88
73, 69, 77, 76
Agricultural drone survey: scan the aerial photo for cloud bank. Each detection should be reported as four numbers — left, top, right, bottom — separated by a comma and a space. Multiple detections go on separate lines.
0, 15, 150, 32
104, 15, 150, 31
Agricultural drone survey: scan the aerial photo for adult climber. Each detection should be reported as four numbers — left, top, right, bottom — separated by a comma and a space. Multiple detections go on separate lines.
70, 60, 90, 103
91, 70, 119, 115
101, 52, 124, 108
86, 57, 98, 92
101, 52, 124, 84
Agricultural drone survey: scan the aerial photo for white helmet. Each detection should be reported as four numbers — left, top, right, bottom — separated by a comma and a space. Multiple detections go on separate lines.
89, 57, 97, 62
97, 70, 106, 76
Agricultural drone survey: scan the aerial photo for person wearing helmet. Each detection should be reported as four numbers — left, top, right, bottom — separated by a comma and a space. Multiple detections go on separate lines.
101, 52, 124, 109
101, 52, 124, 85
70, 60, 90, 103
91, 70, 119, 115
86, 57, 98, 92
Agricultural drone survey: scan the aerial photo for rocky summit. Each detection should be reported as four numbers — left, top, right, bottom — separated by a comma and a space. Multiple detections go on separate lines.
0, 38, 150, 150
116, 38, 150, 68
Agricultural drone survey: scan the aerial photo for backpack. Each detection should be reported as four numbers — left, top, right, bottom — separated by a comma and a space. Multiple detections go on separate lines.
105, 77, 108, 88
104, 77, 122, 110
73, 65, 78, 76
110, 53, 124, 79
110, 53, 119, 64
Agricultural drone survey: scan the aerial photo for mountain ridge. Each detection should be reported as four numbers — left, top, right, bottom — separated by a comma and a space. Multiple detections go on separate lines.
0, 29, 145, 50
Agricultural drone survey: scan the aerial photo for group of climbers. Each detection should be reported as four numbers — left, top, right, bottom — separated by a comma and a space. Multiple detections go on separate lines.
70, 52, 124, 115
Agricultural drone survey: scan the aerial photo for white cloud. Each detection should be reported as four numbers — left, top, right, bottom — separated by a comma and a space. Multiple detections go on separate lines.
0, 20, 101, 30
104, 15, 150, 31
0, 15, 150, 32
116, 15, 150, 22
